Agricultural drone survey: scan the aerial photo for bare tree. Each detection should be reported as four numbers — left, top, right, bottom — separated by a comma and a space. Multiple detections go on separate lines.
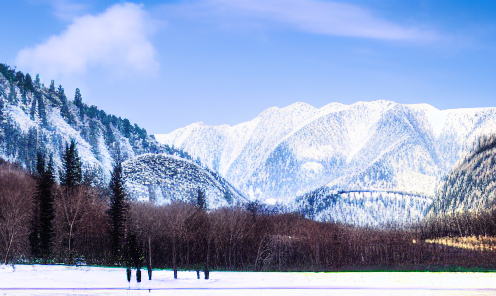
55, 185, 91, 262
129, 202, 164, 280
164, 202, 195, 279
0, 164, 34, 264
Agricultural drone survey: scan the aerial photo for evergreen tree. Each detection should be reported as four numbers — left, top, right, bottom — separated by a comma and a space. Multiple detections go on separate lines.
36, 93, 47, 125
122, 118, 131, 137
8, 81, 17, 104
60, 139, 82, 190
30, 97, 37, 121
49, 80, 55, 94
108, 156, 128, 263
0, 98, 4, 122
58, 85, 66, 103
74, 88, 84, 120
35, 74, 40, 88
30, 153, 55, 261
0, 63, 15, 81
58, 85, 73, 124
14, 71, 24, 86
197, 189, 207, 210
24, 73, 34, 92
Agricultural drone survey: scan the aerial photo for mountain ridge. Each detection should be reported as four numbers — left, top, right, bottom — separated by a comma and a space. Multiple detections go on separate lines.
156, 100, 496, 206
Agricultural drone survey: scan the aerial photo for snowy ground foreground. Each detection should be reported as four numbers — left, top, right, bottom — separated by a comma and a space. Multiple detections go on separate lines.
1, 265, 495, 296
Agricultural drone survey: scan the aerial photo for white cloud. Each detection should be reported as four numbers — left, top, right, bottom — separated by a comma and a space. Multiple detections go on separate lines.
16, 2, 159, 80
190, 0, 436, 42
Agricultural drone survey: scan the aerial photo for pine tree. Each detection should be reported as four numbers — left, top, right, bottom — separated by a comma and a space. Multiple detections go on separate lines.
49, 80, 55, 94
0, 98, 4, 122
24, 73, 34, 92
60, 139, 82, 190
58, 85, 73, 124
14, 71, 24, 86
30, 97, 37, 121
108, 156, 127, 264
30, 153, 55, 261
36, 93, 47, 125
197, 189, 207, 210
35, 74, 40, 88
74, 88, 84, 120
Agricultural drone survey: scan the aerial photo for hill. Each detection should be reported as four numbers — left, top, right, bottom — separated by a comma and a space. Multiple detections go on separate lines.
431, 135, 496, 214
123, 153, 247, 207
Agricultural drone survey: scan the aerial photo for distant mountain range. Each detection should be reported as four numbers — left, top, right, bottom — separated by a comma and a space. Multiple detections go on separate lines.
156, 101, 496, 224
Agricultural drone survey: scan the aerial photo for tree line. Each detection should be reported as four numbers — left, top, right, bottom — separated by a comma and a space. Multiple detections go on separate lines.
1, 150, 496, 273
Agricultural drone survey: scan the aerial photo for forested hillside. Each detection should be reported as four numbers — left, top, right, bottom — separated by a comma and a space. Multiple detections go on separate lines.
431, 135, 496, 214
0, 63, 191, 183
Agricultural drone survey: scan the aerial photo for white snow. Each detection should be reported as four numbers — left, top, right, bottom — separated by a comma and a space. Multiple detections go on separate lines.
0, 265, 495, 295
155, 101, 496, 204
6, 105, 37, 133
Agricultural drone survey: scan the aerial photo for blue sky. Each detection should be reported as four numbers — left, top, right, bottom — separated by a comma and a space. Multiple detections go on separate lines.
0, 0, 495, 134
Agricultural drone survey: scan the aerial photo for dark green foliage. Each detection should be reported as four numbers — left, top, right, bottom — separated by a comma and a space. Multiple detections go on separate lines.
58, 85, 74, 124
36, 92, 47, 125
30, 97, 37, 120
35, 74, 40, 88
14, 71, 24, 86
30, 153, 55, 261
49, 80, 55, 94
196, 189, 207, 210
109, 157, 128, 263
0, 63, 15, 81
24, 73, 34, 92
60, 139, 83, 189
21, 91, 27, 105
0, 98, 3, 122
8, 81, 17, 104
122, 118, 131, 137
74, 88, 84, 120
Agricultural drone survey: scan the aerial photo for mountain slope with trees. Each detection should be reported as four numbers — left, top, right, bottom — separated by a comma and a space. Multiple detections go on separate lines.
123, 153, 247, 207
0, 63, 191, 184
431, 135, 496, 214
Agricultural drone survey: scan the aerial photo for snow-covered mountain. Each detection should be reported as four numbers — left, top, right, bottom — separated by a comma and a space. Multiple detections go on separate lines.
123, 154, 247, 208
0, 66, 188, 185
0, 65, 245, 208
156, 101, 496, 208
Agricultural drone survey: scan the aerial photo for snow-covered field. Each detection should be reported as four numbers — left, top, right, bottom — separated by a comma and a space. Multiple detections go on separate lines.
1, 265, 495, 295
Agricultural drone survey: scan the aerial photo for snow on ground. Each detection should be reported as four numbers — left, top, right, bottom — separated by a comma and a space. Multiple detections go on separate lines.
1, 265, 495, 295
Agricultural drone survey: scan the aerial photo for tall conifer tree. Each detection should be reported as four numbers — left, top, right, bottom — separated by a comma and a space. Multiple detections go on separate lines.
108, 156, 127, 264
60, 139, 82, 190
30, 152, 55, 261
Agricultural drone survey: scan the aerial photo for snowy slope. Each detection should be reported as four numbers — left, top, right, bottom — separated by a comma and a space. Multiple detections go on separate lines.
123, 153, 247, 208
431, 135, 496, 214
156, 101, 496, 206
0, 71, 173, 184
